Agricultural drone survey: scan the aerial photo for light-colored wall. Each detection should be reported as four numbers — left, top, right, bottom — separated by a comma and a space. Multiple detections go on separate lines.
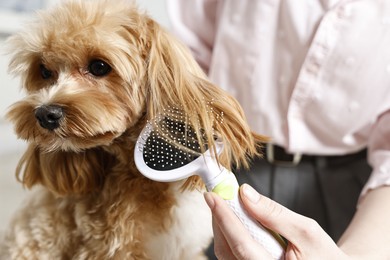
0, 0, 170, 231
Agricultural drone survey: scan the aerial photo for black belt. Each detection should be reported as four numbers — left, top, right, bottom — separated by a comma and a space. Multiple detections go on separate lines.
264, 143, 367, 167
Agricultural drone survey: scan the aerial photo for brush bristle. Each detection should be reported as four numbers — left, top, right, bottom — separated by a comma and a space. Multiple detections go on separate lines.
138, 105, 222, 171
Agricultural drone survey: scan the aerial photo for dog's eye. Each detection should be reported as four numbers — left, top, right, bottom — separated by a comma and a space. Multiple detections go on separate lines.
40, 64, 53, 79
88, 59, 111, 77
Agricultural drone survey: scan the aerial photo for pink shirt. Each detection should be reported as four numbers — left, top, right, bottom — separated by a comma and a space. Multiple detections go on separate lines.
167, 0, 390, 196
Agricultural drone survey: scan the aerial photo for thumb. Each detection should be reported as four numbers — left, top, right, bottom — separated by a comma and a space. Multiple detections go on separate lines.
239, 184, 324, 247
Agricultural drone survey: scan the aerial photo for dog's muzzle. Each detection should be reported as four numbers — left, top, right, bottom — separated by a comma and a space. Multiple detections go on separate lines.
35, 105, 64, 131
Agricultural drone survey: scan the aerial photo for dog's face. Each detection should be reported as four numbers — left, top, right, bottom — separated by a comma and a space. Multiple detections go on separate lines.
6, 1, 151, 152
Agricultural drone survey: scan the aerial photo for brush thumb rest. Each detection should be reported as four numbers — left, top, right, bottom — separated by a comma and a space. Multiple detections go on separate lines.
206, 168, 286, 259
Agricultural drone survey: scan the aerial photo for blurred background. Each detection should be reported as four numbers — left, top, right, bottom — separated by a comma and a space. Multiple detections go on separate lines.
0, 0, 169, 232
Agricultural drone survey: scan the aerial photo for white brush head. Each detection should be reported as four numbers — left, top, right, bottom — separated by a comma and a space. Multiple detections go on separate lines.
134, 109, 223, 182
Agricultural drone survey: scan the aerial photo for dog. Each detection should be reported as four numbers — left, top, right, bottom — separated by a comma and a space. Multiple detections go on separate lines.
1, 0, 265, 259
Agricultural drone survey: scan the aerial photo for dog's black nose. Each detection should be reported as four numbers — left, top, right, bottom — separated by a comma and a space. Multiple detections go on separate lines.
35, 105, 64, 131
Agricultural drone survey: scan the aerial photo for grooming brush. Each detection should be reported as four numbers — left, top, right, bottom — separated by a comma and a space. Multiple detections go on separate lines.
134, 107, 286, 259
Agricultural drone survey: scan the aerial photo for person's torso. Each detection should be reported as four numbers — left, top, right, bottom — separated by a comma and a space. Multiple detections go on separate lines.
209, 0, 390, 154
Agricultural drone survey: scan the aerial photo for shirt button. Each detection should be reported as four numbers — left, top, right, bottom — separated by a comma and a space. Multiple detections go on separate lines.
342, 135, 355, 146
348, 101, 360, 112
337, 6, 352, 18
306, 62, 320, 74
344, 57, 356, 66
311, 92, 322, 101
379, 166, 388, 174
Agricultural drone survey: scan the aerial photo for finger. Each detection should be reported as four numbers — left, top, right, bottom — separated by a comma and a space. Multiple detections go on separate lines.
211, 217, 236, 260
204, 192, 271, 259
239, 184, 331, 247
204, 192, 253, 242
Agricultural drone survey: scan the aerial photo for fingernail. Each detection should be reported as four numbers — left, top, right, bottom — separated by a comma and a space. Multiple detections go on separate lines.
204, 192, 215, 209
242, 184, 260, 203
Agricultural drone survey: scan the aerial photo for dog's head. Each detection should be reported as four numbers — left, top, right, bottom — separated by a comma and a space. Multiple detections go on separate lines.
6, 0, 266, 196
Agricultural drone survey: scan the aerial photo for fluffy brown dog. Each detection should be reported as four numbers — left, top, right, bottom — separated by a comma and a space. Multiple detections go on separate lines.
1, 0, 264, 259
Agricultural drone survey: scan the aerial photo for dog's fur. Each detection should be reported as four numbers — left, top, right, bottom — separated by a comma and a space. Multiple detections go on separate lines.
1, 0, 265, 259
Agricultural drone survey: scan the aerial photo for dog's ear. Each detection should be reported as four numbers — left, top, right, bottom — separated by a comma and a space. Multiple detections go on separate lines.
145, 20, 268, 173
16, 144, 112, 196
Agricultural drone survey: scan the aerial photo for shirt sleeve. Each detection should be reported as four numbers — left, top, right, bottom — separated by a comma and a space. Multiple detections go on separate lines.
166, 0, 220, 73
362, 111, 390, 198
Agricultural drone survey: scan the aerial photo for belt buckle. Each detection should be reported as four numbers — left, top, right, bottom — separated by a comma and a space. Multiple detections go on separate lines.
266, 143, 302, 166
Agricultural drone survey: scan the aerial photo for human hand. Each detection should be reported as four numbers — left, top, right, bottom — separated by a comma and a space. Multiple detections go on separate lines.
204, 184, 350, 260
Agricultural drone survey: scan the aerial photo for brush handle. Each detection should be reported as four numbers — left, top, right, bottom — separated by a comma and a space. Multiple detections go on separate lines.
226, 191, 285, 259
209, 170, 285, 259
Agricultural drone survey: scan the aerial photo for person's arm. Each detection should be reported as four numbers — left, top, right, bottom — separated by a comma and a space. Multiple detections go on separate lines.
338, 186, 390, 258
166, 0, 220, 73
339, 111, 390, 257
205, 183, 390, 259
